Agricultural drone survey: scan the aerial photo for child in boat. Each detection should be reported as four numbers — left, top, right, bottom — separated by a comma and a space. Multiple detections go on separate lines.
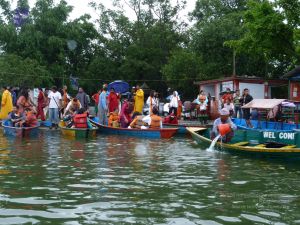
108, 108, 120, 127
8, 106, 24, 127
23, 109, 38, 127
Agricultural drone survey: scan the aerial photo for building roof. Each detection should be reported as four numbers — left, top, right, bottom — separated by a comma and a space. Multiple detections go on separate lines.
242, 99, 286, 109
282, 66, 300, 80
194, 75, 287, 86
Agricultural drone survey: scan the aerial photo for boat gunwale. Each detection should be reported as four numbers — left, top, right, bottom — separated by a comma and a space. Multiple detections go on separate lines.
92, 120, 178, 133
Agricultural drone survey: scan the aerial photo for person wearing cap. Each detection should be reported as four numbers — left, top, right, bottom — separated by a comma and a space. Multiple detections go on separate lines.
211, 108, 237, 143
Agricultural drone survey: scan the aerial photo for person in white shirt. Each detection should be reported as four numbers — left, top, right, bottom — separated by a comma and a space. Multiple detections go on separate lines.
169, 91, 179, 116
48, 86, 62, 129
223, 98, 234, 117
146, 90, 157, 115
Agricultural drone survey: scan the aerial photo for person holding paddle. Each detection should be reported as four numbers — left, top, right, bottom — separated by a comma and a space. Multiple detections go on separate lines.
48, 86, 62, 129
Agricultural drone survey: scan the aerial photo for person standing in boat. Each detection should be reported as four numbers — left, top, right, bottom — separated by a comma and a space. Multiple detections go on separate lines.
241, 88, 253, 128
211, 108, 237, 143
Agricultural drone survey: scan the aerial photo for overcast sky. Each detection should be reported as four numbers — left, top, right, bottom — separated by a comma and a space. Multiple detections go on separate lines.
10, 0, 196, 23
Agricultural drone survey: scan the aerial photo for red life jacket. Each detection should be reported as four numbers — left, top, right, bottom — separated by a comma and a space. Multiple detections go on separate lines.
74, 113, 88, 128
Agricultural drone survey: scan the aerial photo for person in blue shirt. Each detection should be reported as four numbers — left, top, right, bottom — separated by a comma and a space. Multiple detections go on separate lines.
98, 87, 108, 125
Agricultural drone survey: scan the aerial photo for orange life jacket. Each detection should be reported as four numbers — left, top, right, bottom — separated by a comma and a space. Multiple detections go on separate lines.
108, 112, 119, 127
150, 115, 162, 129
74, 113, 88, 128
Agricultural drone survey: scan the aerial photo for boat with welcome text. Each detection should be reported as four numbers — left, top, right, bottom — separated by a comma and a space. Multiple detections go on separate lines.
187, 127, 300, 158
91, 118, 178, 139
2, 120, 40, 138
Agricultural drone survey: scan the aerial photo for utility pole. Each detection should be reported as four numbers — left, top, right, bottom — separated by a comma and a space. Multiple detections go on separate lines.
233, 50, 236, 77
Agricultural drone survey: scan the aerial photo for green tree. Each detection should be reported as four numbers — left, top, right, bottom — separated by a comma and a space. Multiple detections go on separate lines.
162, 49, 205, 98
0, 54, 52, 87
225, 0, 298, 76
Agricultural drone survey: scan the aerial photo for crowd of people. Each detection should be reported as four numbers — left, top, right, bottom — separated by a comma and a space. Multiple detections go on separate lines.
0, 83, 258, 135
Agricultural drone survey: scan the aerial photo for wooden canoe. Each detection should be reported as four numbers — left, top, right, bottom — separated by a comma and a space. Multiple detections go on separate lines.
59, 121, 98, 139
187, 127, 300, 158
91, 120, 178, 139
2, 120, 40, 138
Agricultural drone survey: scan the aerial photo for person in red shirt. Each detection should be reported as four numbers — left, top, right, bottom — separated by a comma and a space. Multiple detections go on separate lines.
222, 88, 233, 104
108, 88, 120, 113
92, 90, 101, 115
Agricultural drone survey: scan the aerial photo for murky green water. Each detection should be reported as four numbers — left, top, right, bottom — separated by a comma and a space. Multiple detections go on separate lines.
0, 130, 300, 224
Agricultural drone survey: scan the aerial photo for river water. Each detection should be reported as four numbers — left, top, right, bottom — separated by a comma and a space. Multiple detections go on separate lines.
0, 130, 300, 225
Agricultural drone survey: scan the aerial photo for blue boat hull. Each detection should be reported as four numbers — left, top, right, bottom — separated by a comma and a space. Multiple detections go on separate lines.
2, 120, 40, 138
233, 118, 298, 132
91, 118, 177, 138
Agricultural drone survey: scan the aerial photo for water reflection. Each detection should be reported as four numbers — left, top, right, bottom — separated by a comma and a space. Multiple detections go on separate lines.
0, 130, 300, 224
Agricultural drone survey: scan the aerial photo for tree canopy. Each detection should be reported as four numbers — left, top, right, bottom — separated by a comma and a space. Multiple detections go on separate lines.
0, 0, 299, 98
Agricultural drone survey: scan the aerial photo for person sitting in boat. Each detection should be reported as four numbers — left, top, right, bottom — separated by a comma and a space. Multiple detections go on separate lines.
211, 108, 237, 143
142, 107, 162, 129
163, 113, 178, 125
8, 106, 24, 127
128, 112, 146, 129
73, 108, 89, 128
120, 98, 133, 128
23, 108, 38, 127
108, 108, 120, 128
63, 98, 82, 117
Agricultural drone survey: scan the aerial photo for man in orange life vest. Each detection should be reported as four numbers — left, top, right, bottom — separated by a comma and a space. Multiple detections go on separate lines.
73, 108, 88, 128
142, 106, 162, 129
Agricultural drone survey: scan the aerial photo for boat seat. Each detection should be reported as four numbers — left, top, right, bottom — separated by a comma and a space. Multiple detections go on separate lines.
232, 141, 249, 146
282, 145, 296, 149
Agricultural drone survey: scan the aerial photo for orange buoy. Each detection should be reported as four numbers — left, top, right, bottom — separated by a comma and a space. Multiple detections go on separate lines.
218, 124, 231, 136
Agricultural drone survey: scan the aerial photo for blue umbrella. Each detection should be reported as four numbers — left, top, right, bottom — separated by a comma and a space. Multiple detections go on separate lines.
107, 80, 129, 94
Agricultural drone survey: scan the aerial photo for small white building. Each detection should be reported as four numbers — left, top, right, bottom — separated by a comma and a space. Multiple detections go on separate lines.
194, 76, 287, 99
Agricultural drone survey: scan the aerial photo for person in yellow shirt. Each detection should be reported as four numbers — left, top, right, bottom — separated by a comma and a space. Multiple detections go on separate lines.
0, 87, 13, 120
133, 85, 144, 114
